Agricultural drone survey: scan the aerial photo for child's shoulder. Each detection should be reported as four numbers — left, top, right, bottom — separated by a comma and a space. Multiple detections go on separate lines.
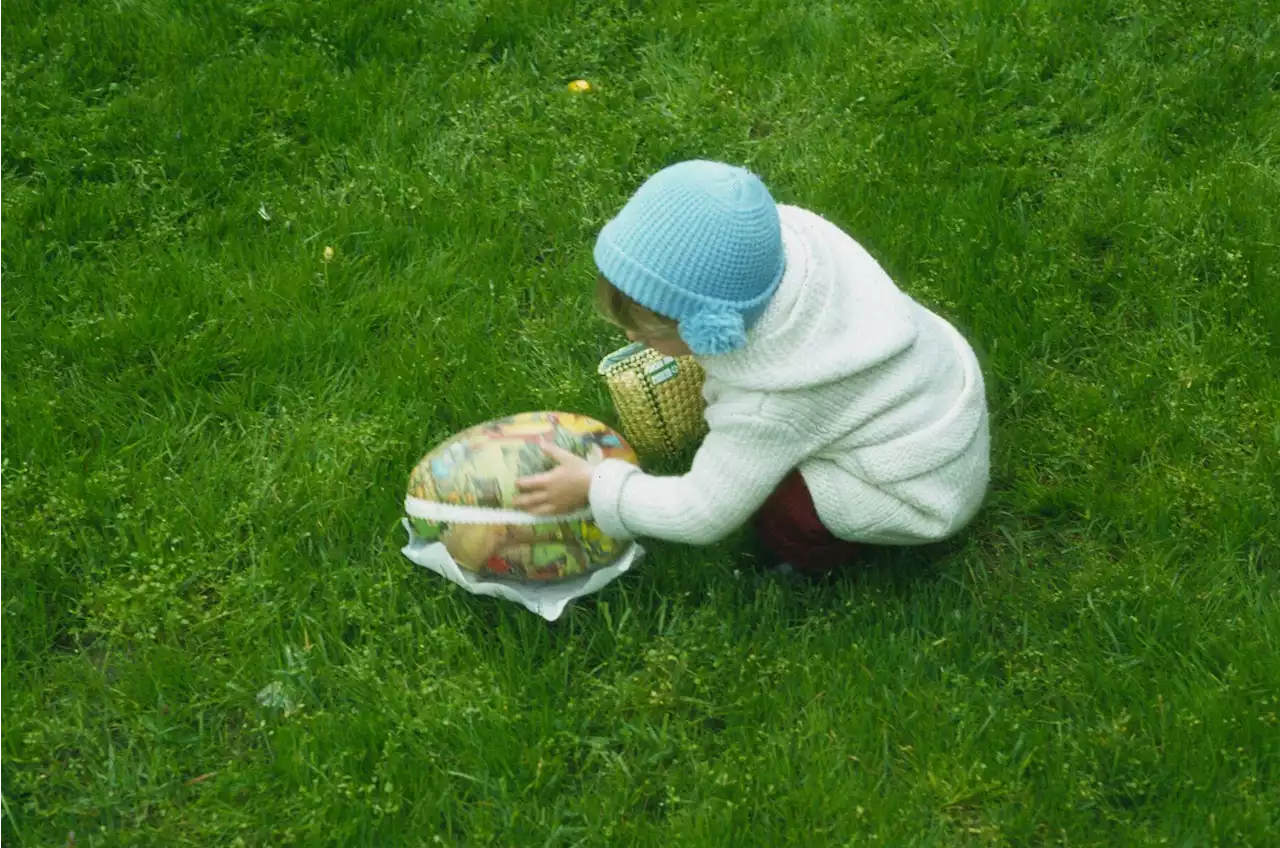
778, 204, 879, 262
777, 203, 821, 224
777, 204, 846, 239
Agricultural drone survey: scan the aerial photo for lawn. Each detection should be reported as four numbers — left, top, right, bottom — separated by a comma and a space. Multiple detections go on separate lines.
3, 0, 1278, 844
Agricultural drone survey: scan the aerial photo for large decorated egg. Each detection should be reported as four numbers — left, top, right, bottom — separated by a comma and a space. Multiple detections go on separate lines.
405, 412, 639, 583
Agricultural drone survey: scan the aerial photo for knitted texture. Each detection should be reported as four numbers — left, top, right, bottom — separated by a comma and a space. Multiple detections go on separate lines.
588, 206, 991, 547
593, 160, 786, 356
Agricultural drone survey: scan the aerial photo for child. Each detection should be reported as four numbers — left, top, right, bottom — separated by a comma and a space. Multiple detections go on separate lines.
514, 160, 990, 574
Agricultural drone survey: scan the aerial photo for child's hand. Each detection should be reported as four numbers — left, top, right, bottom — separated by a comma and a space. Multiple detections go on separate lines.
513, 445, 597, 516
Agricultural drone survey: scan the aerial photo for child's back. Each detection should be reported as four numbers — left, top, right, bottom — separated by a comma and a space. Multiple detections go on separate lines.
698, 203, 988, 546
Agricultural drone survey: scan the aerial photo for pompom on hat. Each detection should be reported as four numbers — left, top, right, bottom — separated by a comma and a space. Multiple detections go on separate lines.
593, 160, 786, 356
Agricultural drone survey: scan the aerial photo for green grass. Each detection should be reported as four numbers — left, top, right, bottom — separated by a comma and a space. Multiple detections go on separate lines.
3, 0, 1279, 844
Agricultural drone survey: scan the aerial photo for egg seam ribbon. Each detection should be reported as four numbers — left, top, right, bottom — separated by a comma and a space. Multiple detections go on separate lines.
404, 496, 594, 526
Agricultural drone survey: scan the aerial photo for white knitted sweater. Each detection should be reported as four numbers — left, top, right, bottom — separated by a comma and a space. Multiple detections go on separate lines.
589, 205, 990, 546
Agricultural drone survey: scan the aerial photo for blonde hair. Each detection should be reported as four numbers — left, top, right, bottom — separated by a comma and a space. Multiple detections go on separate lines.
595, 275, 680, 339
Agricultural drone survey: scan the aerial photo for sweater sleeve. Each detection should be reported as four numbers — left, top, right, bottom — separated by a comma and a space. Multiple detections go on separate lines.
588, 405, 813, 545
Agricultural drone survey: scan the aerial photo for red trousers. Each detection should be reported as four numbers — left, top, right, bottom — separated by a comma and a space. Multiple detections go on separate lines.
752, 471, 861, 575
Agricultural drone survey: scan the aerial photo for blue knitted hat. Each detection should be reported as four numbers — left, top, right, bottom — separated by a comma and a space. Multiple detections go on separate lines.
593, 160, 786, 356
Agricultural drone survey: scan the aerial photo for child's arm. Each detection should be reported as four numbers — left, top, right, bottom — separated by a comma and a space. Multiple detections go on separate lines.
589, 408, 813, 546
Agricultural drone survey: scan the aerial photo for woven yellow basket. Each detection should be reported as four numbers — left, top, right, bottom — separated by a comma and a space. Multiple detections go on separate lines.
598, 343, 709, 458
